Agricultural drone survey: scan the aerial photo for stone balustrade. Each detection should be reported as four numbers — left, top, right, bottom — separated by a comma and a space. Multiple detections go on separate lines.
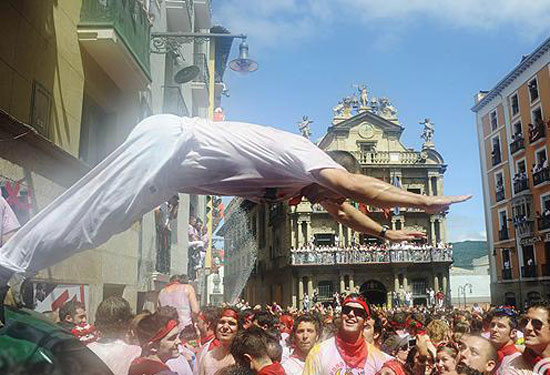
289, 245, 453, 265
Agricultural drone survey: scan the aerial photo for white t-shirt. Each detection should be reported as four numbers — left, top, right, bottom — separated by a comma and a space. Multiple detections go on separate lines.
87, 340, 141, 375
282, 355, 306, 375
173, 117, 346, 202
303, 337, 388, 375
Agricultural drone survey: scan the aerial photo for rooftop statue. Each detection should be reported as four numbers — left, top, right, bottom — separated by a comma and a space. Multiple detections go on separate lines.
420, 118, 435, 149
297, 115, 313, 139
358, 85, 369, 109
377, 97, 398, 119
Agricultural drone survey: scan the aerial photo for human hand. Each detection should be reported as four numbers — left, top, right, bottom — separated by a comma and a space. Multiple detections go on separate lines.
386, 230, 426, 242
424, 195, 472, 214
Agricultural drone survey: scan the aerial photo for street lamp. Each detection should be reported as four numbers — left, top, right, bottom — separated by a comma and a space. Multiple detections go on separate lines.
229, 40, 259, 73
458, 283, 473, 307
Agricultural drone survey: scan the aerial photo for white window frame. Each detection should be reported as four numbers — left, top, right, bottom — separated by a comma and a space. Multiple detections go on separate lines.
494, 170, 504, 186
541, 192, 550, 212
516, 157, 527, 174
535, 145, 548, 165
512, 120, 522, 137
491, 134, 501, 164
490, 109, 498, 131
498, 207, 508, 228
510, 92, 520, 118
528, 76, 540, 104
501, 248, 512, 270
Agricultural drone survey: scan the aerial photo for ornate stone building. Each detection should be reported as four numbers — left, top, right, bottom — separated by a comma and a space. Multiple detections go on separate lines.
220, 89, 452, 307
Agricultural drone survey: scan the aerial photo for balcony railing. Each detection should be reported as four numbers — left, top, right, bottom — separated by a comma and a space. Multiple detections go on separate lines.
513, 178, 529, 194
502, 268, 513, 280
193, 53, 210, 87
521, 264, 538, 278
496, 189, 505, 202
492, 152, 502, 166
79, 0, 151, 77
537, 216, 550, 231
510, 137, 525, 154
529, 123, 546, 143
498, 227, 509, 241
289, 246, 453, 265
515, 220, 534, 237
533, 167, 550, 186
357, 151, 422, 164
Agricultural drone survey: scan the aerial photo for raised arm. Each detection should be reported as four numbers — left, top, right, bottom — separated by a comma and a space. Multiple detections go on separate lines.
320, 200, 425, 242
313, 168, 471, 213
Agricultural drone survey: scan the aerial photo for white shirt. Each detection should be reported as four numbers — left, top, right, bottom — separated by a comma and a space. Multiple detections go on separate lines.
87, 340, 141, 375
283, 355, 306, 375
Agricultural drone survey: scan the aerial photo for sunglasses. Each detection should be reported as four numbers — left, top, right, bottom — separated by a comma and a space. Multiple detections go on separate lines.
342, 305, 368, 318
519, 317, 548, 331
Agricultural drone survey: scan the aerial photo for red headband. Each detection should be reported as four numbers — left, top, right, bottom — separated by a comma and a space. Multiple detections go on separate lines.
343, 296, 370, 316
198, 312, 207, 322
148, 319, 178, 344
220, 308, 239, 320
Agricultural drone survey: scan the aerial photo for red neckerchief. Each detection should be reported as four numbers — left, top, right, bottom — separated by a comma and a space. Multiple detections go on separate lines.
258, 362, 286, 375
497, 343, 518, 363
208, 338, 220, 351
335, 333, 368, 369
381, 359, 408, 375
288, 195, 303, 206
200, 334, 215, 346
522, 348, 548, 374
128, 357, 170, 375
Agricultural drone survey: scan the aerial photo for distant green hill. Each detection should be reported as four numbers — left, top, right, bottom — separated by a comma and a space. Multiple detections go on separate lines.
451, 240, 488, 269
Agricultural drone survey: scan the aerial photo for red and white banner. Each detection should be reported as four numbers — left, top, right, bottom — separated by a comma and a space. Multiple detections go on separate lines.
34, 284, 89, 313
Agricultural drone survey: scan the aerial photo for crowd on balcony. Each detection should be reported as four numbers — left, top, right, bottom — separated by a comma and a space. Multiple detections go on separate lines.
512, 170, 528, 185
531, 159, 549, 174
511, 130, 524, 142
290, 242, 452, 265
512, 214, 529, 227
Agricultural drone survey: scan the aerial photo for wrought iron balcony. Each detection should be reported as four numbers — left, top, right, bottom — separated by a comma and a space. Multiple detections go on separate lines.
529, 123, 546, 143
533, 167, 550, 186
537, 216, 550, 231
521, 264, 538, 278
515, 220, 534, 237
498, 227, 509, 241
510, 137, 525, 154
495, 189, 505, 202
501, 268, 513, 280
513, 178, 529, 194
79, 0, 151, 78
289, 246, 453, 266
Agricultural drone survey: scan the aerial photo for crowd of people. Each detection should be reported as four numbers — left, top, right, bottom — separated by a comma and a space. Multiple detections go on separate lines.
290, 242, 453, 265
35, 275, 550, 375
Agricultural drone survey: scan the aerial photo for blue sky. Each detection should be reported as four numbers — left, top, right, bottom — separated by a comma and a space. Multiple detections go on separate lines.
213, 0, 550, 242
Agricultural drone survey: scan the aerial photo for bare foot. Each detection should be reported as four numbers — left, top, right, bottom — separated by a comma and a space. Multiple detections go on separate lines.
424, 195, 472, 214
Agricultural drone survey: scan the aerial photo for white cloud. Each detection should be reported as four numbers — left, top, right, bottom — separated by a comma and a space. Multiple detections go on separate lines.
214, 0, 550, 50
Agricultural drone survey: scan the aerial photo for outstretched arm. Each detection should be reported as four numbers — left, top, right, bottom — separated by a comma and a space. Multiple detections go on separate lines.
314, 168, 470, 213
320, 200, 425, 242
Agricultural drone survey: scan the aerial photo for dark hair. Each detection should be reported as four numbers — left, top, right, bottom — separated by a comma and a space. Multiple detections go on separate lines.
169, 275, 180, 283
94, 296, 133, 339
230, 327, 269, 367
371, 311, 384, 336
489, 309, 518, 330
58, 300, 85, 322
201, 306, 221, 330
253, 310, 277, 330
136, 311, 175, 347
265, 329, 283, 363
214, 365, 255, 375
288, 313, 320, 346
325, 150, 361, 173
527, 301, 550, 323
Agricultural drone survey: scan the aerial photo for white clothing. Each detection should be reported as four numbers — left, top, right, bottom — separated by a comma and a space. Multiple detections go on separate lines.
158, 283, 193, 330
0, 115, 343, 273
496, 352, 532, 375
282, 355, 306, 375
303, 337, 388, 375
167, 353, 194, 375
87, 340, 141, 375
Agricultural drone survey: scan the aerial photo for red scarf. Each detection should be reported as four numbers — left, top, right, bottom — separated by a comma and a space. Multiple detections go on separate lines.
258, 362, 286, 375
381, 359, 408, 375
335, 334, 368, 369
522, 348, 548, 375
496, 343, 518, 364
200, 334, 215, 346
128, 358, 170, 375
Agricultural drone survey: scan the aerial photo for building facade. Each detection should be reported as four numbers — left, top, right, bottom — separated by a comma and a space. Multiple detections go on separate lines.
0, 0, 226, 318
221, 90, 452, 307
472, 37, 550, 307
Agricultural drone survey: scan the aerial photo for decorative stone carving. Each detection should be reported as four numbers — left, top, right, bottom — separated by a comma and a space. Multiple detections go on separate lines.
420, 118, 435, 149
297, 115, 313, 139
377, 97, 398, 119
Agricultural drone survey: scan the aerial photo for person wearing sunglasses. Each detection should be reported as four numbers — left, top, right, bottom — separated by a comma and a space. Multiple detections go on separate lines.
304, 294, 389, 375
520, 302, 550, 374
488, 307, 531, 375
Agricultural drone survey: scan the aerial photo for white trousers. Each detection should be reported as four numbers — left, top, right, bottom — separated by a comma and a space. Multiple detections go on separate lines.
0, 115, 192, 274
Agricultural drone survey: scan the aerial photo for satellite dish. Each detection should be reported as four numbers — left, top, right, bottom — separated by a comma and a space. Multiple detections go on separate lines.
229, 41, 258, 73
174, 64, 200, 84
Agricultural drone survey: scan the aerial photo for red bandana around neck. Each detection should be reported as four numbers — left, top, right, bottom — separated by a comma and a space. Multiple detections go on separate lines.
258, 362, 286, 375
335, 333, 368, 369
497, 343, 519, 363
522, 348, 548, 374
